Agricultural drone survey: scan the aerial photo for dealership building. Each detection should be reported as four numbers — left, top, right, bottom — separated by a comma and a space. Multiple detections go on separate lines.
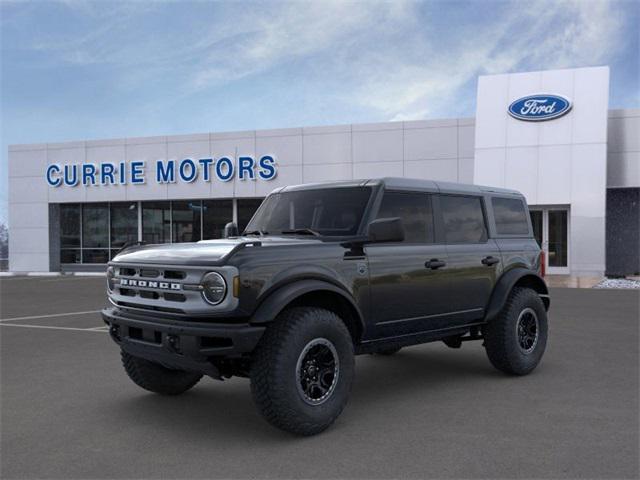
7, 66, 639, 276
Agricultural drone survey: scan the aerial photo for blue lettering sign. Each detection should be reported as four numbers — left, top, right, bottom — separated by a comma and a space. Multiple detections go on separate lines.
101, 163, 116, 185
179, 158, 197, 183
46, 155, 277, 187
130, 161, 145, 184
215, 157, 234, 182
258, 156, 277, 180
238, 156, 255, 180
46, 164, 61, 187
64, 164, 78, 186
198, 158, 213, 182
156, 160, 175, 183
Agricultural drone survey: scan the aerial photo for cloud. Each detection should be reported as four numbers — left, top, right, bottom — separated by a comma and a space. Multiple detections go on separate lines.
3, 0, 631, 121
349, 0, 626, 121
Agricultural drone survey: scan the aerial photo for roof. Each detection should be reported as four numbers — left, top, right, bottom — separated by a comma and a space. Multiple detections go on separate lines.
278, 177, 522, 197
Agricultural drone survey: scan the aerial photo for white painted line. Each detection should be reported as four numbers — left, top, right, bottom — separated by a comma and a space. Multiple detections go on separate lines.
0, 310, 102, 323
0, 323, 108, 332
27, 272, 62, 277
72, 272, 106, 277
87, 326, 109, 331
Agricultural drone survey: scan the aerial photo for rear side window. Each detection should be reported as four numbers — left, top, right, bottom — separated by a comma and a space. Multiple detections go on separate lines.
492, 197, 529, 235
376, 191, 434, 243
440, 195, 487, 243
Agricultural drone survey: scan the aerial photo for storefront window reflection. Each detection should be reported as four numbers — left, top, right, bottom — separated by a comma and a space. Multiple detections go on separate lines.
203, 200, 233, 240
172, 201, 202, 243
111, 203, 138, 249
59, 198, 264, 263
237, 199, 264, 233
142, 202, 171, 244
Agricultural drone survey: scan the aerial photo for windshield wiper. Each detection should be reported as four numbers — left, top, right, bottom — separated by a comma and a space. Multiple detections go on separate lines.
280, 228, 321, 237
243, 229, 268, 236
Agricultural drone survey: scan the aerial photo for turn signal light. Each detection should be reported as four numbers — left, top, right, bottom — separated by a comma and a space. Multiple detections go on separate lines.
233, 276, 240, 298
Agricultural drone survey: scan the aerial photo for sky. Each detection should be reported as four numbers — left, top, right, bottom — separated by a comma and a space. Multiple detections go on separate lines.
1, 0, 638, 226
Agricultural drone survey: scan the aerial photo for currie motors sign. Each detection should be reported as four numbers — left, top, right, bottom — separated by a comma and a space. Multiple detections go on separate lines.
508, 94, 572, 121
46, 155, 277, 187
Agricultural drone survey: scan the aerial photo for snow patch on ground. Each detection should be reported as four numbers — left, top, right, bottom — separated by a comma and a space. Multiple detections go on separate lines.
593, 278, 640, 289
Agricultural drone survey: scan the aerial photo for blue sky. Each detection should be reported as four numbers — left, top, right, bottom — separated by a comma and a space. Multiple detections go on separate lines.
1, 0, 638, 225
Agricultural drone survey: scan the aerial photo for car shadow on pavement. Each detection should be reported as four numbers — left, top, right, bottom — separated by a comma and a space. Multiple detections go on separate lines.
103, 344, 510, 444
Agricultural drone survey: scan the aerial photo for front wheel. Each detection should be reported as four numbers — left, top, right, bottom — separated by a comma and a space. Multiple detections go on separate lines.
121, 351, 202, 395
250, 307, 355, 436
483, 287, 548, 375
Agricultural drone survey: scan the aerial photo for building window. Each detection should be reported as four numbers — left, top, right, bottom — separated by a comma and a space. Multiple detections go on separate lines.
142, 202, 171, 244
81, 203, 109, 263
172, 201, 202, 243
58, 198, 264, 264
110, 202, 138, 258
237, 198, 264, 233
60, 204, 81, 263
203, 200, 233, 240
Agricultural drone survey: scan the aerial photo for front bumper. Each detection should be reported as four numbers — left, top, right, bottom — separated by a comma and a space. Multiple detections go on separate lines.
102, 307, 265, 378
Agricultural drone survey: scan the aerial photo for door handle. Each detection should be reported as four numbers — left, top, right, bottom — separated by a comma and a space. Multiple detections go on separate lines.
425, 259, 446, 270
481, 256, 500, 266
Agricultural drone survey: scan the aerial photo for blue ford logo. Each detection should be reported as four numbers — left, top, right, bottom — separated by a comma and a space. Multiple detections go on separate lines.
508, 94, 572, 121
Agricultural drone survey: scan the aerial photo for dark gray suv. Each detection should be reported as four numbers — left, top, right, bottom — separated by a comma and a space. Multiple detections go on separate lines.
102, 178, 550, 435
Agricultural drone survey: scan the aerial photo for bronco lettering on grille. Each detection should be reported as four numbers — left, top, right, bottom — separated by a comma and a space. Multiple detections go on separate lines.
119, 278, 181, 290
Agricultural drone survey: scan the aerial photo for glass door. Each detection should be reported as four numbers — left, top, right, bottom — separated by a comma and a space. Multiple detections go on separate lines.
529, 208, 570, 274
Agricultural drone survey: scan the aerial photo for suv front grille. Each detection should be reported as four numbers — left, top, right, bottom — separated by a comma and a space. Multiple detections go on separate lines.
114, 266, 187, 303
108, 263, 238, 317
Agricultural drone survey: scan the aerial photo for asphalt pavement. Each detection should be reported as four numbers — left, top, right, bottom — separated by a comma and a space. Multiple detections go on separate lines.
1, 277, 638, 479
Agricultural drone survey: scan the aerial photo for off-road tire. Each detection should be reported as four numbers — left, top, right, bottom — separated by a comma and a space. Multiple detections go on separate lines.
375, 346, 402, 356
483, 287, 548, 375
121, 350, 202, 395
250, 307, 355, 436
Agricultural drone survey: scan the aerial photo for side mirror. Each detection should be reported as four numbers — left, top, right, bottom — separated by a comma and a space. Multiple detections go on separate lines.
224, 222, 239, 238
367, 217, 404, 243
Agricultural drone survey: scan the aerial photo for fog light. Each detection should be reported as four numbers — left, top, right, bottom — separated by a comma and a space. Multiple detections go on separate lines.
201, 272, 227, 305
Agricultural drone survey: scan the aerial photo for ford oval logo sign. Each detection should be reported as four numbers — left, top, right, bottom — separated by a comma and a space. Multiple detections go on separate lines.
508, 94, 572, 121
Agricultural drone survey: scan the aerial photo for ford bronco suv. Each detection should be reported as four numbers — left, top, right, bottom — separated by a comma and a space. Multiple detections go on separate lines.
102, 178, 550, 435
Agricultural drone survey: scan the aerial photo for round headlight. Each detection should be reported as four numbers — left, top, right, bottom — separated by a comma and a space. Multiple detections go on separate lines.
106, 266, 115, 292
202, 272, 227, 305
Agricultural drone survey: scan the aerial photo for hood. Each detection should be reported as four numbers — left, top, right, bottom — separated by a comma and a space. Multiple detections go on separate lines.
112, 236, 324, 266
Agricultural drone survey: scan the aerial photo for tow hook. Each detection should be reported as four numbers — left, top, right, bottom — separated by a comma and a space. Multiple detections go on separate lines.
167, 334, 181, 353
109, 325, 121, 342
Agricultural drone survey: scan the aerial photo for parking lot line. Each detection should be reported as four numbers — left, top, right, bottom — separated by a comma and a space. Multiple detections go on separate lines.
0, 310, 102, 323
0, 323, 108, 332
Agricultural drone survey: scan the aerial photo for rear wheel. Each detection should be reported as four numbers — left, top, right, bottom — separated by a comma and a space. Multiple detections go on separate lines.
483, 287, 548, 375
121, 351, 202, 395
250, 307, 354, 436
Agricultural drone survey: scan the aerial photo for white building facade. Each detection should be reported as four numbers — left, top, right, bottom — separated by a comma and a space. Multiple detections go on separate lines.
8, 66, 640, 276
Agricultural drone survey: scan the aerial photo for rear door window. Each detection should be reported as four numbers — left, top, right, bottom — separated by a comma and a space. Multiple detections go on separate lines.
376, 191, 434, 243
440, 195, 487, 243
492, 197, 530, 235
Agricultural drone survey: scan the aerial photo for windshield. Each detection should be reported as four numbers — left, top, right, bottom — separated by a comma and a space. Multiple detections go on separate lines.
244, 187, 372, 237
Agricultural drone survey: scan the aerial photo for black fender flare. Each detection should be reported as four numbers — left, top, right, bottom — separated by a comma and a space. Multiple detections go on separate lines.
250, 279, 365, 333
484, 268, 550, 322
